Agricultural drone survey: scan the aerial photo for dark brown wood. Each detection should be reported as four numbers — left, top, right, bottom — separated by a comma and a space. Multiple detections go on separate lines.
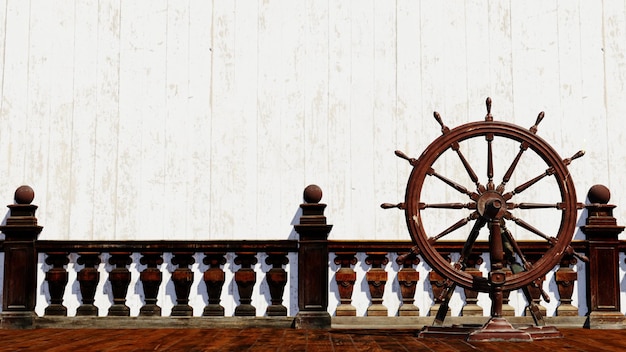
428, 269, 450, 318
395, 251, 420, 316
234, 252, 257, 317
170, 252, 195, 316
75, 252, 101, 316
461, 253, 483, 316
400, 102, 581, 295
555, 253, 578, 316
34, 239, 298, 253
333, 252, 357, 316
294, 185, 332, 329
139, 252, 163, 316
265, 252, 289, 316
2, 327, 626, 351
580, 184, 625, 328
0, 186, 43, 328
44, 252, 70, 316
202, 252, 226, 316
365, 252, 388, 316
107, 252, 132, 316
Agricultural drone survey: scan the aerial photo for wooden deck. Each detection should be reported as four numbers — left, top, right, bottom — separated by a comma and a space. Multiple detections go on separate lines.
0, 327, 625, 351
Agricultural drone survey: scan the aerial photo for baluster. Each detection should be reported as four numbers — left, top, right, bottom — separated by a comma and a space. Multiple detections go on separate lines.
461, 253, 483, 316
139, 252, 163, 316
171, 252, 195, 316
428, 270, 450, 317
76, 252, 101, 316
524, 254, 547, 317
501, 268, 515, 316
428, 252, 451, 317
395, 251, 420, 316
234, 252, 257, 316
44, 252, 70, 316
107, 252, 132, 316
365, 252, 388, 316
203, 252, 227, 316
334, 252, 357, 316
555, 253, 578, 316
265, 252, 289, 316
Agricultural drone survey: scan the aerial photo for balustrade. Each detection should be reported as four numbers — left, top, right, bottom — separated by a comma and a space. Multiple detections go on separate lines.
0, 184, 624, 330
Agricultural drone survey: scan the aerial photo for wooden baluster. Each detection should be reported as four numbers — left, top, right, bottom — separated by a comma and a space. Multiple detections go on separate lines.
523, 254, 548, 318
265, 252, 289, 316
461, 253, 483, 316
555, 253, 578, 316
139, 252, 164, 316
44, 252, 70, 316
171, 252, 195, 316
501, 268, 515, 316
76, 252, 101, 316
334, 252, 357, 316
0, 185, 43, 328
395, 252, 420, 316
428, 252, 451, 317
234, 252, 257, 316
107, 252, 132, 316
428, 270, 450, 317
365, 252, 388, 316
202, 252, 227, 316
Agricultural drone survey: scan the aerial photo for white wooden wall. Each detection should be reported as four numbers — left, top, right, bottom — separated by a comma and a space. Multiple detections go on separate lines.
1, 0, 625, 241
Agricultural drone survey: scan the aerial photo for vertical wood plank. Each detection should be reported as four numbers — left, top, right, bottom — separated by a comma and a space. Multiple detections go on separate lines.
372, 1, 398, 239
0, 0, 30, 201
602, 0, 626, 215
93, 0, 121, 239
328, 0, 352, 238
69, 0, 99, 240
349, 0, 375, 238
187, 0, 213, 237
209, 0, 236, 239
164, 0, 191, 238
231, 0, 258, 238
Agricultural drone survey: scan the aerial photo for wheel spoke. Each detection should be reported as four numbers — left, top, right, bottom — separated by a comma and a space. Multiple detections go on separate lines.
456, 216, 487, 270
502, 167, 554, 200
496, 141, 529, 193
427, 167, 480, 201
503, 211, 557, 246
428, 211, 479, 244
506, 202, 563, 210
486, 133, 494, 190
501, 221, 532, 271
419, 202, 476, 210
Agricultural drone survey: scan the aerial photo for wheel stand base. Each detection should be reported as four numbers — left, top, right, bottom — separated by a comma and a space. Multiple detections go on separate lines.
418, 318, 563, 341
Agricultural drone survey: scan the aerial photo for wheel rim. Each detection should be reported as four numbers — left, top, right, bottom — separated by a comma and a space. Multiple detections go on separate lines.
404, 120, 578, 292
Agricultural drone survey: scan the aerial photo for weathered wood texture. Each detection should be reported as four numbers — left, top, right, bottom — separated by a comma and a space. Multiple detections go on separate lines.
1, 1, 624, 241
1, 327, 626, 351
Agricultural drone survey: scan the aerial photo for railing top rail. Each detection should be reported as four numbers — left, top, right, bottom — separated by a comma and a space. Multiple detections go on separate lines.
29, 239, 299, 253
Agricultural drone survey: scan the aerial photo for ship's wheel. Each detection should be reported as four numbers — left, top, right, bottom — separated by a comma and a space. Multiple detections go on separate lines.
383, 98, 585, 340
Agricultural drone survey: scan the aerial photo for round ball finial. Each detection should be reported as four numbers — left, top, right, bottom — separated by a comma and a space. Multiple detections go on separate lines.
588, 184, 610, 204
14, 185, 35, 204
303, 184, 323, 203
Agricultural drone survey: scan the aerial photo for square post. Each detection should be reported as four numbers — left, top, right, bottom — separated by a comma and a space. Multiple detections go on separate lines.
1, 186, 43, 329
294, 185, 332, 329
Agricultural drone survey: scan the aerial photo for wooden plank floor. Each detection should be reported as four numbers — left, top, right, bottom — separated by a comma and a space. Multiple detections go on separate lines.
0, 328, 625, 351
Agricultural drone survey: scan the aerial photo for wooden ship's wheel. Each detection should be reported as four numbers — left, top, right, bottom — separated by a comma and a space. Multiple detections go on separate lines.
383, 98, 586, 341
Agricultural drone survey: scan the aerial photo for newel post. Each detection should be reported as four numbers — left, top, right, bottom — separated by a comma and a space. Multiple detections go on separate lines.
1, 186, 43, 329
580, 184, 625, 328
294, 184, 332, 329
